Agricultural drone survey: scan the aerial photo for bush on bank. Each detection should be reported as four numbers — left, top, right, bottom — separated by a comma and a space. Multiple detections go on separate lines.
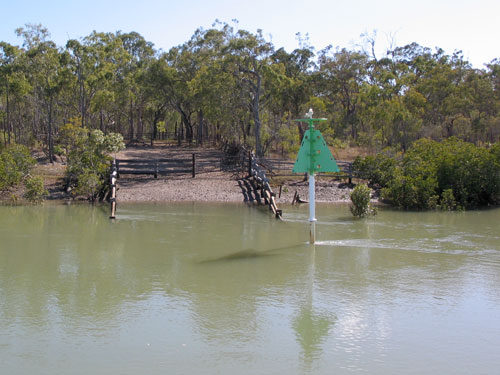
0, 144, 36, 191
23, 175, 48, 204
350, 183, 376, 217
354, 138, 500, 210
59, 122, 125, 201
0, 144, 48, 204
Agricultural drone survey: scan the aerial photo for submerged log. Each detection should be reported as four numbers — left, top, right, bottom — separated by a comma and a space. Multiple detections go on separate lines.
292, 191, 308, 205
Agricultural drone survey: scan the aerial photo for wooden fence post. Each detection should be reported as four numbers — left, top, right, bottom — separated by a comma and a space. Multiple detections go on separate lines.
110, 159, 117, 219
192, 153, 196, 178
248, 151, 252, 177
116, 160, 120, 179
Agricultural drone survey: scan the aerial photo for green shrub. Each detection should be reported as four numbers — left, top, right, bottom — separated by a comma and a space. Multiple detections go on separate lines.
486, 143, 500, 204
378, 138, 500, 210
0, 144, 36, 191
382, 151, 439, 209
353, 152, 397, 188
75, 169, 101, 199
434, 138, 491, 208
440, 189, 456, 210
350, 183, 375, 217
24, 175, 48, 204
58, 122, 125, 201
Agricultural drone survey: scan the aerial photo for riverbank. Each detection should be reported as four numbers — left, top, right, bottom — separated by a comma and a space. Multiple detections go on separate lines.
112, 173, 355, 204
109, 144, 357, 204
6, 145, 361, 204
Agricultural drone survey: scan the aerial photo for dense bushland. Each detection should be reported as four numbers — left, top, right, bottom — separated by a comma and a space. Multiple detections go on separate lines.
2, 23, 500, 160
355, 138, 500, 209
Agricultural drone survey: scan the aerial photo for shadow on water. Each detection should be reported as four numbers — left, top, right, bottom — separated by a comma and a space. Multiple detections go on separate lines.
199, 243, 305, 264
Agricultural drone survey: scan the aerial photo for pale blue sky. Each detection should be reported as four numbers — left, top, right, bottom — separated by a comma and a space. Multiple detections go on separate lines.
1, 0, 498, 67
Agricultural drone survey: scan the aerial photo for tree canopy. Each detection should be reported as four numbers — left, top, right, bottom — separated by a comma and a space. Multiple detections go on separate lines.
1, 23, 500, 157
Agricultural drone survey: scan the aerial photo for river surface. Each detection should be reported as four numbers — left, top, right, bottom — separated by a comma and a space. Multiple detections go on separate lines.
1, 203, 500, 374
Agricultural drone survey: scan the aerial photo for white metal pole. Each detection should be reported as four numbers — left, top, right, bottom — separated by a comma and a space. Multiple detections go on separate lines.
309, 172, 316, 244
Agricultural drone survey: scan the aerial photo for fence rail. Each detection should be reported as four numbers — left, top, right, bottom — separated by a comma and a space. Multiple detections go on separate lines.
116, 156, 196, 178
256, 157, 364, 184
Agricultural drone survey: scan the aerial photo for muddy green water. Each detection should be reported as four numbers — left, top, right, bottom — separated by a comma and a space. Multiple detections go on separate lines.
1, 203, 500, 374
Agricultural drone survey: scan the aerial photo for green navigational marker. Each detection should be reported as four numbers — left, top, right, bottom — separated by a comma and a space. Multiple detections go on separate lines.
293, 109, 340, 244
292, 128, 339, 174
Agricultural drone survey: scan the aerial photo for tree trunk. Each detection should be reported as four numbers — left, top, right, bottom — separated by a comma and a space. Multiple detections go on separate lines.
117, 113, 122, 134
297, 123, 305, 141
6, 83, 11, 144
137, 107, 144, 140
100, 109, 104, 132
292, 106, 305, 141
180, 111, 193, 143
253, 74, 263, 157
128, 99, 134, 141
215, 121, 220, 146
48, 96, 54, 163
347, 107, 356, 140
1, 111, 6, 146
197, 109, 203, 146
78, 63, 85, 128
152, 111, 159, 141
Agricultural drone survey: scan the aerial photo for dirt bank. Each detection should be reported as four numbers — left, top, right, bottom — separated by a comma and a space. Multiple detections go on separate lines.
113, 144, 355, 204
18, 144, 358, 204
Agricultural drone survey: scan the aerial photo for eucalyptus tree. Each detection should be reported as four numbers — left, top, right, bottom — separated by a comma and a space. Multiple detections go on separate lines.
462, 68, 498, 143
269, 46, 315, 140
161, 46, 197, 142
150, 26, 228, 145
66, 32, 122, 130
398, 48, 474, 140
140, 65, 167, 143
0, 42, 29, 144
359, 45, 425, 149
118, 31, 156, 140
485, 59, 500, 141
185, 27, 231, 145
316, 47, 369, 141
16, 24, 71, 162
222, 26, 274, 157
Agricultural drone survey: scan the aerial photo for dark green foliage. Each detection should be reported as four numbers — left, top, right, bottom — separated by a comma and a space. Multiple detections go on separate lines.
350, 183, 375, 217
24, 175, 47, 204
440, 189, 456, 210
381, 156, 438, 209
3, 24, 500, 159
372, 138, 500, 209
486, 143, 500, 203
353, 153, 397, 188
433, 138, 492, 207
0, 144, 36, 190
60, 122, 124, 201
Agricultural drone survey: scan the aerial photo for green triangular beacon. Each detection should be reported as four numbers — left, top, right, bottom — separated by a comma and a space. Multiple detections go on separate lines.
293, 128, 339, 174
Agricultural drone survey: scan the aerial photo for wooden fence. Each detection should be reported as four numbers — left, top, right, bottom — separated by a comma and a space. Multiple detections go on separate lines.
255, 157, 363, 184
116, 154, 219, 178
